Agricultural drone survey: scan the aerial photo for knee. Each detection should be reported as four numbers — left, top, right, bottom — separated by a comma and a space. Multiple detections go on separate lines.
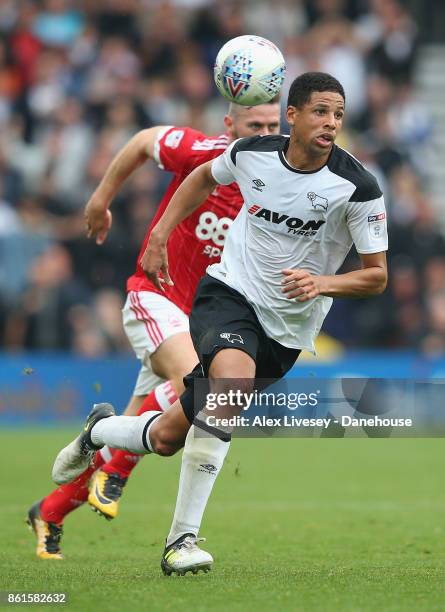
150, 426, 181, 457
152, 441, 177, 457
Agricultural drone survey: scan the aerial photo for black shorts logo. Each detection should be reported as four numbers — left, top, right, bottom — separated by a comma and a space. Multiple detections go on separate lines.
220, 333, 244, 344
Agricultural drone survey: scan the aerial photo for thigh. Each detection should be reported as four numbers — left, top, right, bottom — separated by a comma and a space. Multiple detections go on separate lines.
208, 347, 256, 380
124, 290, 193, 392
149, 331, 198, 385
123, 290, 189, 362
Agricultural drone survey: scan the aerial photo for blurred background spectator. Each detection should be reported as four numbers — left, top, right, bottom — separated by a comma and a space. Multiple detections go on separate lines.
0, 0, 443, 357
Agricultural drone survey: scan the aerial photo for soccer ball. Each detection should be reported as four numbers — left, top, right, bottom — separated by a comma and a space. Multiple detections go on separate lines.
214, 35, 286, 106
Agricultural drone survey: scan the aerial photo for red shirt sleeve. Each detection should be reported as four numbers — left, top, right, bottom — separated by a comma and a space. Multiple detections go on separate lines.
155, 126, 229, 175
154, 126, 203, 174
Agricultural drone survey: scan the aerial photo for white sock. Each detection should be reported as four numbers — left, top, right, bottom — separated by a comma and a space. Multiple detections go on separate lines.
95, 382, 176, 462
90, 412, 162, 453
166, 425, 230, 546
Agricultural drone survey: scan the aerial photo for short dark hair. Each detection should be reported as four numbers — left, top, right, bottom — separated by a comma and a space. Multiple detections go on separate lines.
287, 72, 345, 108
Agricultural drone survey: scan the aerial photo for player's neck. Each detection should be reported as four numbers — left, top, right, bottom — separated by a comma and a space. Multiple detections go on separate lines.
285, 142, 331, 172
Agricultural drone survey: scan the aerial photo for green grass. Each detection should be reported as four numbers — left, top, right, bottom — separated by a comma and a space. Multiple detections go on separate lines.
1, 432, 444, 611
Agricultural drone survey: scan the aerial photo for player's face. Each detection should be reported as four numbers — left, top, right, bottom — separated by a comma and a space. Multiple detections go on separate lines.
224, 104, 281, 140
287, 91, 345, 158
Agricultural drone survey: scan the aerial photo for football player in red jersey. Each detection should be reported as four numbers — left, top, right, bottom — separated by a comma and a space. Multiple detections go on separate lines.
27, 100, 281, 561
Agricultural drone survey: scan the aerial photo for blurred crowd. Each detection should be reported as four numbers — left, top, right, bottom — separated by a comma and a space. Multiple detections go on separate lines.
0, 0, 443, 356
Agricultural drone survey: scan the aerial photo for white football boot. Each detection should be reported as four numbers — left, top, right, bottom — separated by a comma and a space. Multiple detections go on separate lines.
161, 534, 213, 576
52, 403, 115, 484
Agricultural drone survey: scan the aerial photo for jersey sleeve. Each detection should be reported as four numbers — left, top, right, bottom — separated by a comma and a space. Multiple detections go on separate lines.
211, 139, 239, 185
154, 126, 204, 174
346, 195, 388, 254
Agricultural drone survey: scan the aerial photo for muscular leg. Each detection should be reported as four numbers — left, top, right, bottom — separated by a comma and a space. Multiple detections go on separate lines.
150, 348, 256, 453
98, 332, 197, 466
98, 330, 196, 462
98, 382, 177, 474
92, 323, 198, 469
84, 349, 255, 547
90, 349, 255, 456
96, 332, 197, 463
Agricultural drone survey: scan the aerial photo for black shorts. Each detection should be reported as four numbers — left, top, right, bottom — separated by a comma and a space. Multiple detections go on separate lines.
181, 274, 300, 424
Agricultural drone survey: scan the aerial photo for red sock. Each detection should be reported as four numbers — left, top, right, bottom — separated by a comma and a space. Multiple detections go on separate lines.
139, 380, 177, 414
102, 381, 178, 479
40, 452, 105, 524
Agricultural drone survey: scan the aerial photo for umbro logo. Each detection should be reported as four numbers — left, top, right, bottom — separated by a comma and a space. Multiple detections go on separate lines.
307, 192, 328, 211
252, 178, 265, 192
199, 463, 218, 475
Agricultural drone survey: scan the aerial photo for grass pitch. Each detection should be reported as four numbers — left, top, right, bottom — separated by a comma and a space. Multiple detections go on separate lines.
1, 431, 444, 611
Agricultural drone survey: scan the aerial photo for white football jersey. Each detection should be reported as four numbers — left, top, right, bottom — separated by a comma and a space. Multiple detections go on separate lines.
208, 135, 388, 352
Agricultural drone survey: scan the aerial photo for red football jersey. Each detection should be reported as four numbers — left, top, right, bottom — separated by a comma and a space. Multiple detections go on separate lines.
126, 126, 243, 315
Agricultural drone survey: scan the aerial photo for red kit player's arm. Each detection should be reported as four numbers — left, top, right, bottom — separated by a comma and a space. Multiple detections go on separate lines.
84, 126, 167, 244
90, 127, 164, 204
141, 161, 217, 290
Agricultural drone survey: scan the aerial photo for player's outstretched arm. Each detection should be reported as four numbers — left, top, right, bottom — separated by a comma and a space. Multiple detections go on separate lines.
84, 126, 167, 245
141, 160, 218, 290
281, 252, 388, 302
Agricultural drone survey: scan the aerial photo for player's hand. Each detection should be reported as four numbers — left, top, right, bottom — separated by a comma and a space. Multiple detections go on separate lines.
281, 268, 325, 302
141, 232, 174, 291
84, 198, 112, 245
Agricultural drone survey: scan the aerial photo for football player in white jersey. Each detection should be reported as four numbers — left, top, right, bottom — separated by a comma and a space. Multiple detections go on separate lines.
52, 72, 388, 574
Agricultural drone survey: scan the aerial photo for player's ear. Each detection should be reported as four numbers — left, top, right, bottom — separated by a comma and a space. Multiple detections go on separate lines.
286, 105, 297, 126
224, 114, 235, 136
